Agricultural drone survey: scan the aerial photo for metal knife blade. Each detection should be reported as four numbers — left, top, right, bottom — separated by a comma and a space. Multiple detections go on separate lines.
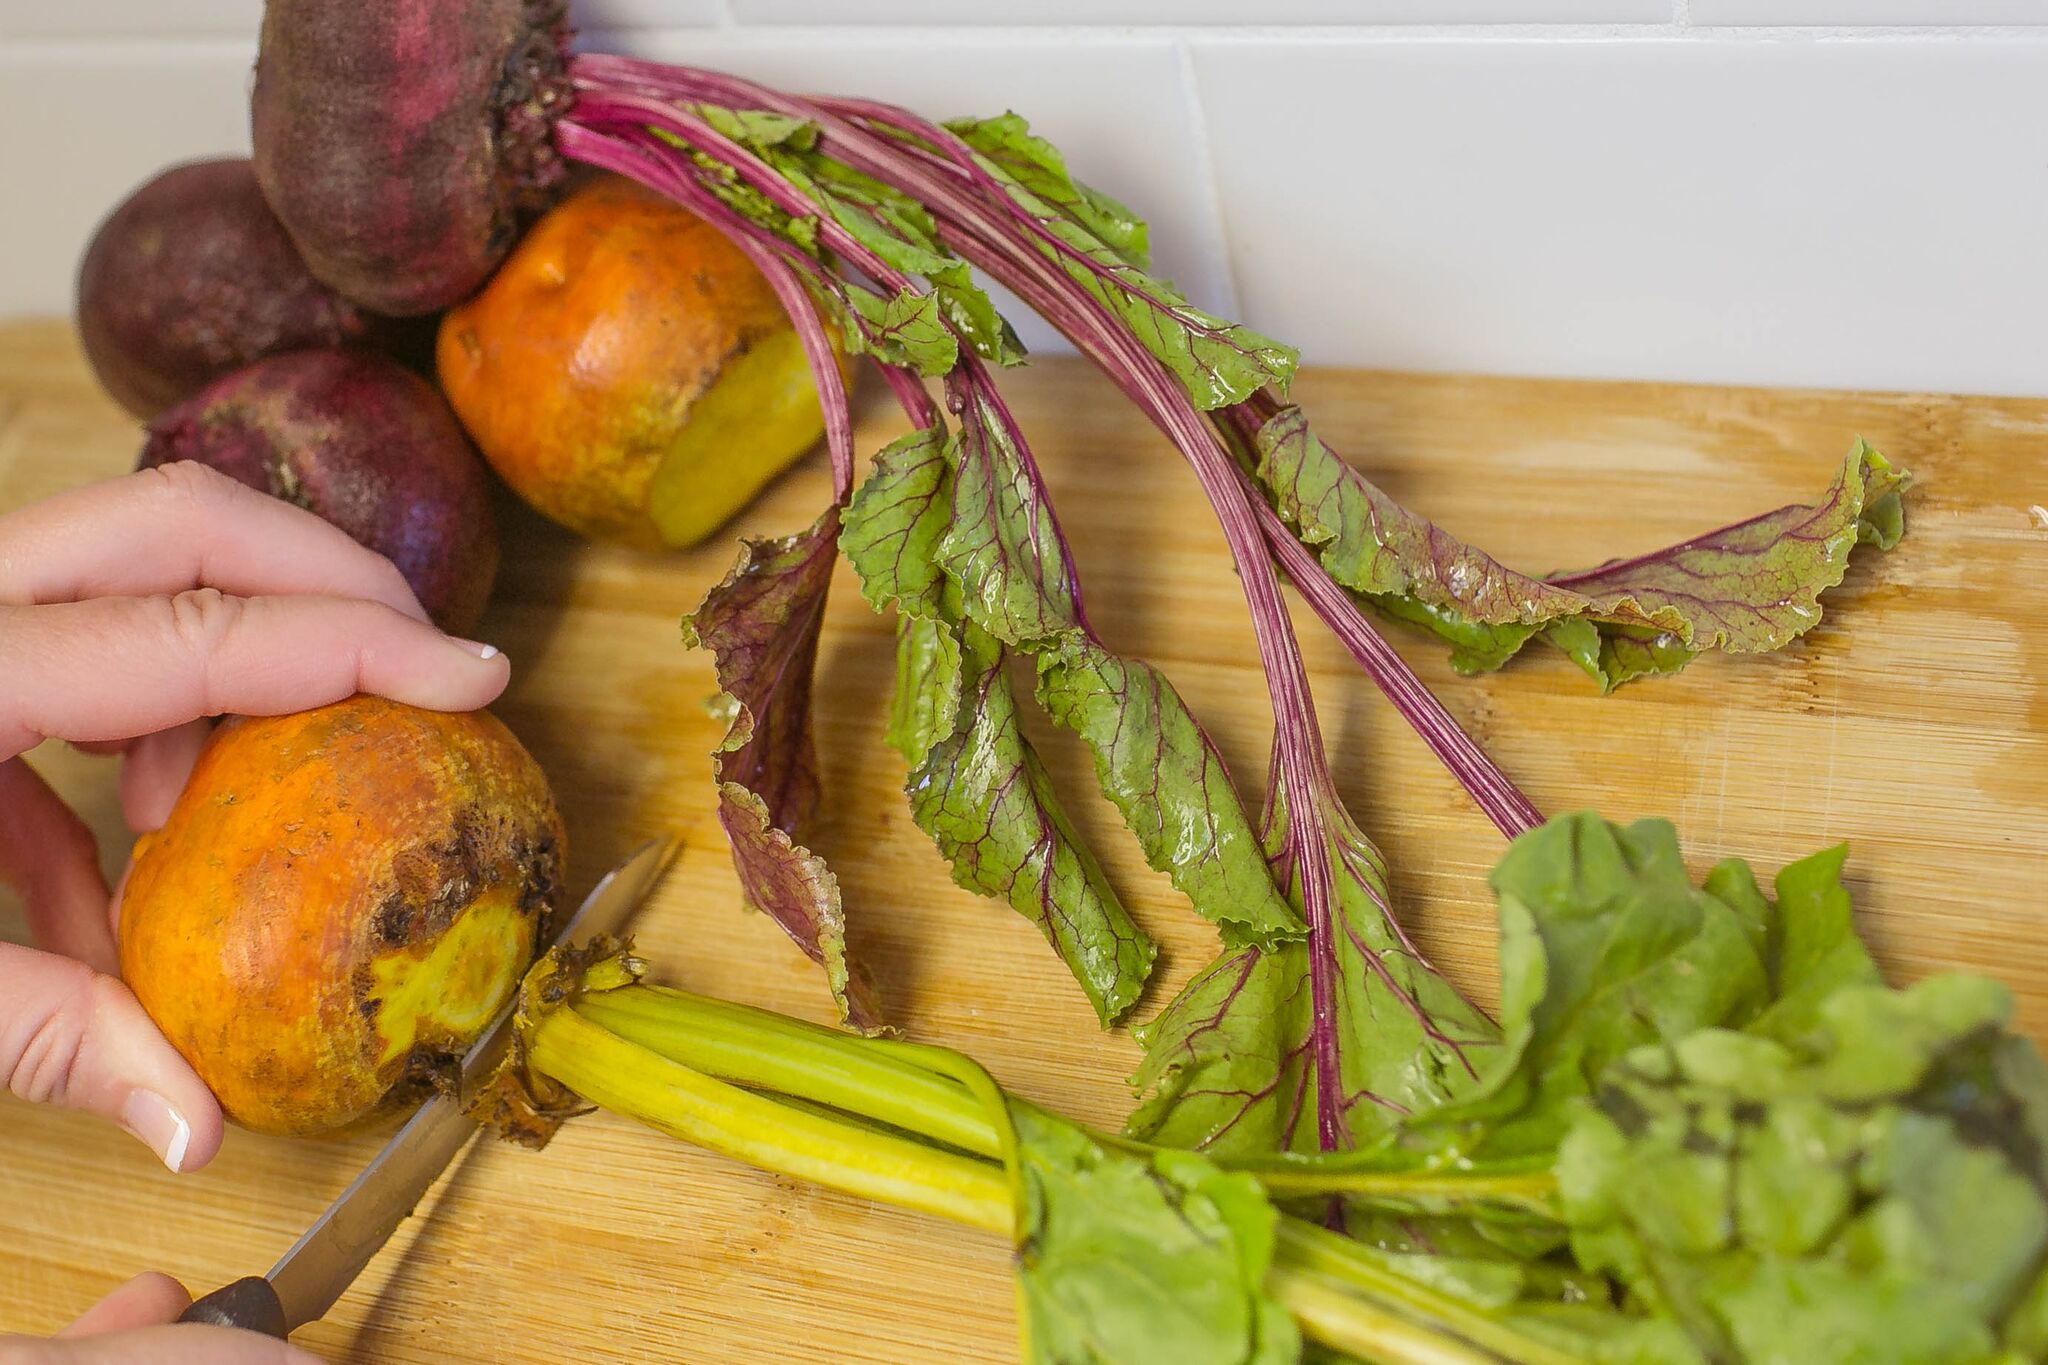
178, 834, 679, 1337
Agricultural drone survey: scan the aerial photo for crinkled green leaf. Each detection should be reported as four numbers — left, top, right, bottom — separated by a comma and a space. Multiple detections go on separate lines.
950, 114, 1296, 410
846, 415, 1279, 1016
1406, 815, 1773, 1158
692, 103, 819, 152
886, 613, 961, 766
652, 128, 823, 255
1555, 973, 2048, 1365
681, 508, 879, 1030
842, 426, 955, 618
841, 285, 958, 376
766, 143, 1026, 367
1012, 1104, 1300, 1365
934, 272, 1028, 367
1747, 841, 1882, 1047
907, 622, 1155, 1025
1036, 636, 1298, 950
947, 112, 1151, 268
1255, 407, 1910, 689
938, 382, 1082, 646
1128, 789, 1498, 1158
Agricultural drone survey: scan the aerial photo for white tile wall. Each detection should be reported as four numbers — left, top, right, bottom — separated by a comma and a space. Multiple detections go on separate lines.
0, 0, 261, 39
1194, 36, 2048, 396
3, 4, 2045, 396
1691, 1, 2048, 23
0, 44, 256, 318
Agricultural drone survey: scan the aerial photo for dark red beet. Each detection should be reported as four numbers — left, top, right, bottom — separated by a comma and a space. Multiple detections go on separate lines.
251, 0, 572, 316
75, 158, 394, 419
141, 351, 501, 635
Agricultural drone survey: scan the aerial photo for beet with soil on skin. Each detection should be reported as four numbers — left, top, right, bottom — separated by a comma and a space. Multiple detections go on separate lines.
118, 696, 565, 1137
141, 350, 502, 635
74, 157, 401, 419
251, 0, 572, 316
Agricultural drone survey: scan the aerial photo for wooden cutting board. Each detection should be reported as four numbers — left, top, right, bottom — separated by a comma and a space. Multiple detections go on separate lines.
2, 316, 2044, 1362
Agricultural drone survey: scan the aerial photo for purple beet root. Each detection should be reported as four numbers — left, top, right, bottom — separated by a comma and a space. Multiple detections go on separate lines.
251, 0, 572, 316
75, 158, 399, 420
141, 351, 501, 635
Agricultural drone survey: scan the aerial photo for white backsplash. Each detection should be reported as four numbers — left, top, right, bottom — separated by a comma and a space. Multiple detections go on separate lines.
3, 3, 2044, 395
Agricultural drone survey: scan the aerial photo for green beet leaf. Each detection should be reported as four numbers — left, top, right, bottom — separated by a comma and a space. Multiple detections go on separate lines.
1555, 973, 2048, 1364
1129, 787, 1498, 1158
948, 114, 1296, 411
1036, 637, 1299, 951
1012, 1104, 1300, 1365
1255, 407, 1909, 689
907, 620, 1156, 1025
843, 405, 1294, 1014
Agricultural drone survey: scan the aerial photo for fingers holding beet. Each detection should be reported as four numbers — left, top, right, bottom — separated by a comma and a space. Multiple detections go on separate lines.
74, 158, 393, 420
140, 351, 502, 636
250, 0, 573, 316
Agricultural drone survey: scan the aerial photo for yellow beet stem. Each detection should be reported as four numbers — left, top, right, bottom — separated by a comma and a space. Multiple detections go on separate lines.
522, 958, 1585, 1365
573, 985, 1002, 1158
1227, 1162, 1557, 1216
1270, 1276, 1502, 1365
523, 1004, 1012, 1235
1273, 1221, 1588, 1365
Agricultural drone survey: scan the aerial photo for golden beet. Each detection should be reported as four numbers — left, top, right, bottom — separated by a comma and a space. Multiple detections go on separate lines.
437, 173, 838, 550
118, 697, 565, 1136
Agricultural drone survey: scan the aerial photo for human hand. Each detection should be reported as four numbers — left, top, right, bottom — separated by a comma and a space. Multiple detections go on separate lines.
0, 1273, 319, 1364
0, 461, 511, 1171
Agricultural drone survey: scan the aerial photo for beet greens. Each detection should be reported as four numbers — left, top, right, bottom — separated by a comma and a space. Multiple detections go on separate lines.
550, 57, 1908, 1172
503, 814, 2048, 1364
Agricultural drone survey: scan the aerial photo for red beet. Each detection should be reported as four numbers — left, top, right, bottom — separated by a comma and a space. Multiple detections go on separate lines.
75, 158, 394, 419
251, 0, 572, 316
141, 351, 501, 634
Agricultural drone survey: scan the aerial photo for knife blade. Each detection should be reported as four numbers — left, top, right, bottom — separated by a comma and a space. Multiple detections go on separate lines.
176, 834, 680, 1337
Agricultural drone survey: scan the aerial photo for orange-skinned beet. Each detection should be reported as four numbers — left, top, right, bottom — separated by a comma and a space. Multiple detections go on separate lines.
118, 698, 565, 1136
251, 0, 571, 315
438, 175, 837, 550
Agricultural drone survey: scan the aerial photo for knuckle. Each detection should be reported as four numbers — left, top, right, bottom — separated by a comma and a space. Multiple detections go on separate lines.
3, 965, 92, 1107
141, 456, 238, 512
163, 587, 243, 656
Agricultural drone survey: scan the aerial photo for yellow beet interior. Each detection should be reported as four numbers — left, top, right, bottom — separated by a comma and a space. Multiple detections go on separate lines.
368, 884, 532, 1068
648, 325, 830, 548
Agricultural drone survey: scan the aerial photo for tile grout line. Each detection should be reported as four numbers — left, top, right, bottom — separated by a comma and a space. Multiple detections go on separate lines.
1173, 41, 1244, 324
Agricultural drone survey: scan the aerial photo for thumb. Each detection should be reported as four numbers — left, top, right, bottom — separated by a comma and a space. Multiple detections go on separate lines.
1, 1273, 323, 1365
0, 1325, 321, 1365
0, 944, 224, 1173
54, 1273, 190, 1337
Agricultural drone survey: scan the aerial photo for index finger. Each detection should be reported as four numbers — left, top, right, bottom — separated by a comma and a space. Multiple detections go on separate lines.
0, 462, 429, 623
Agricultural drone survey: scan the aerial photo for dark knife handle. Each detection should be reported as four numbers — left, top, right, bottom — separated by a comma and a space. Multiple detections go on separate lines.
178, 1276, 289, 1337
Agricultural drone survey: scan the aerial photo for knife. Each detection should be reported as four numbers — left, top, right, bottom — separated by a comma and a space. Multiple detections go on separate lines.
175, 834, 680, 1337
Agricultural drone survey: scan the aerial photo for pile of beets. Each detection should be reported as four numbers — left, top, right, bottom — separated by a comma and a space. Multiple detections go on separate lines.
73, 1, 590, 637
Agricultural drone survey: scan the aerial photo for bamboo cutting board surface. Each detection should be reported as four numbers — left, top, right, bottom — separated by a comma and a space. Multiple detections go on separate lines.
2, 316, 2045, 1362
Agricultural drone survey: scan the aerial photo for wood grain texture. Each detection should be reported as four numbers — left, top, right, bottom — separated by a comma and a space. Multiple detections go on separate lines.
2, 316, 2044, 1361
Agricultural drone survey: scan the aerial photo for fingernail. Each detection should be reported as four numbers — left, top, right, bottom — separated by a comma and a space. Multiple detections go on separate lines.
449, 637, 502, 662
119, 1089, 191, 1173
